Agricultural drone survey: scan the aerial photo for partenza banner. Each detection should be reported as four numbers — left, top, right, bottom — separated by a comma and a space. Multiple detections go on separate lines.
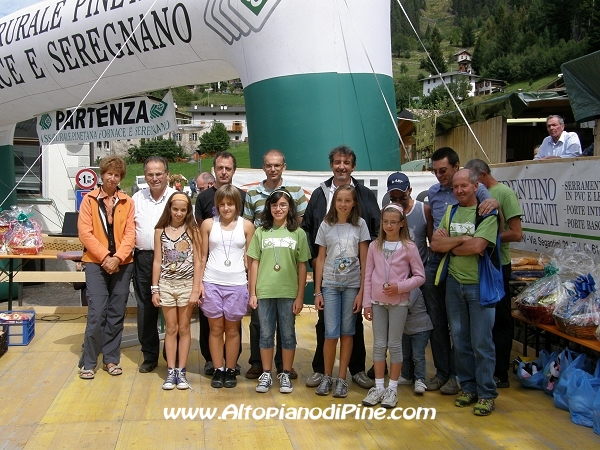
492, 158, 600, 259
36, 90, 176, 144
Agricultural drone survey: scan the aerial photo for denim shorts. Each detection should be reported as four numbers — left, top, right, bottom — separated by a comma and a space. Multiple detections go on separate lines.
322, 286, 359, 339
258, 298, 297, 350
159, 278, 193, 307
202, 282, 249, 322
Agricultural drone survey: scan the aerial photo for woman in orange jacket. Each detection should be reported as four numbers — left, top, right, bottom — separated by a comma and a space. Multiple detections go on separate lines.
77, 156, 136, 379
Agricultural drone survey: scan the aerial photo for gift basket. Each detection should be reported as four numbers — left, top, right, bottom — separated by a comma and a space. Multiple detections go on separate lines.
0, 208, 17, 248
2, 207, 44, 255
552, 274, 599, 340
514, 274, 565, 324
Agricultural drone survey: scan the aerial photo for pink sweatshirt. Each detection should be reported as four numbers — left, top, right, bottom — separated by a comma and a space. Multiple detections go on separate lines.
363, 240, 425, 308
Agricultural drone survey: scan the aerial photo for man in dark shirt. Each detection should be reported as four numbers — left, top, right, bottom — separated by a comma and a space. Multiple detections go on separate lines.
194, 151, 246, 376
302, 145, 380, 390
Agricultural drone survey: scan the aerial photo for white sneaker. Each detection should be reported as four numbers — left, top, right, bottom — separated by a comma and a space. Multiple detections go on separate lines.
278, 372, 293, 394
381, 388, 398, 409
362, 387, 386, 406
414, 379, 426, 394
398, 376, 413, 385
256, 372, 272, 393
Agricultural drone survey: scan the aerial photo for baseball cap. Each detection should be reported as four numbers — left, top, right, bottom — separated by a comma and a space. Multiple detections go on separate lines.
387, 172, 410, 192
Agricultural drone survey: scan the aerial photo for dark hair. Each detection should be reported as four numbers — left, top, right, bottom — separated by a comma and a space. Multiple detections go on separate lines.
155, 192, 199, 244
259, 187, 300, 231
213, 151, 237, 170
431, 147, 459, 167
214, 184, 242, 217
463, 158, 491, 178
328, 145, 356, 167
143, 156, 169, 174
324, 185, 361, 226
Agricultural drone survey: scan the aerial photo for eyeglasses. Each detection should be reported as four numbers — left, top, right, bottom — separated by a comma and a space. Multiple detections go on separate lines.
270, 203, 289, 210
146, 172, 165, 178
431, 167, 449, 176
264, 164, 284, 170
382, 220, 402, 227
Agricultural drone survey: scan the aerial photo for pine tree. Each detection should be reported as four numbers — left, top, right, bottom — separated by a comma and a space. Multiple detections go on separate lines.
421, 26, 448, 74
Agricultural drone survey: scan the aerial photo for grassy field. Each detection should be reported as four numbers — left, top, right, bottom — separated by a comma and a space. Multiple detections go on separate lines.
120, 143, 250, 194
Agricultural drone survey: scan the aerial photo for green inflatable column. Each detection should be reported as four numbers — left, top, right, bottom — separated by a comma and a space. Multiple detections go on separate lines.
245, 73, 399, 171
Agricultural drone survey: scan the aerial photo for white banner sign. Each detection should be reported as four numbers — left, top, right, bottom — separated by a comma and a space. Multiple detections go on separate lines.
36, 91, 177, 144
493, 158, 600, 259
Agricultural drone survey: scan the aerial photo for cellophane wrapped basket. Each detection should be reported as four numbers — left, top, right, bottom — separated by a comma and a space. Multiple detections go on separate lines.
515, 274, 566, 324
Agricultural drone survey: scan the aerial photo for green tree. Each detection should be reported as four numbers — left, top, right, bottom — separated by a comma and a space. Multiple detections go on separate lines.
127, 139, 185, 164
420, 26, 448, 74
399, 62, 409, 74
198, 122, 230, 155
395, 75, 421, 111
461, 18, 476, 47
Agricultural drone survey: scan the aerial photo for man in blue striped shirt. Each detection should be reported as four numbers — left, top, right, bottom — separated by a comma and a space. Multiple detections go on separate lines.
243, 149, 308, 379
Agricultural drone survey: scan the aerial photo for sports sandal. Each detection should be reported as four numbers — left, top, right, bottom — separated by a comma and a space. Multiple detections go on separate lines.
103, 364, 123, 376
79, 369, 95, 380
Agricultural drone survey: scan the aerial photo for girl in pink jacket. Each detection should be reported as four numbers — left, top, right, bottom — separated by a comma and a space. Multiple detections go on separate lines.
362, 204, 425, 408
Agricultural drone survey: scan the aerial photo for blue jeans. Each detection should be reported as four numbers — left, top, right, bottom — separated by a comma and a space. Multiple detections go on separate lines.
322, 286, 359, 339
422, 256, 455, 382
401, 330, 431, 381
445, 275, 498, 399
258, 298, 297, 350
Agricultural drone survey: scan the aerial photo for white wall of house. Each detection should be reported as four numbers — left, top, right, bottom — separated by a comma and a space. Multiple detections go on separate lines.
420, 72, 479, 97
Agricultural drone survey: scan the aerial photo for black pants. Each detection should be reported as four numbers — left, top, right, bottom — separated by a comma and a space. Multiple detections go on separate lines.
133, 250, 159, 363
493, 264, 514, 382
311, 309, 366, 376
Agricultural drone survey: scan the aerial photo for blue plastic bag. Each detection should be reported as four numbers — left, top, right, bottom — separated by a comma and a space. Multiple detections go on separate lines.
593, 386, 600, 435
517, 349, 557, 390
567, 369, 600, 427
554, 350, 588, 410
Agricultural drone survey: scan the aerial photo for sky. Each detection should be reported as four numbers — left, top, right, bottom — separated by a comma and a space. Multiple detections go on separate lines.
0, 0, 42, 19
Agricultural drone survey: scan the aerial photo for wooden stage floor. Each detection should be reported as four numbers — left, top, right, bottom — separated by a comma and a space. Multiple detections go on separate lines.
0, 306, 599, 449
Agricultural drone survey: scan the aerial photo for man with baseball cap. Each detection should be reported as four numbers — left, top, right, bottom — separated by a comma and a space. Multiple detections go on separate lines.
385, 172, 433, 266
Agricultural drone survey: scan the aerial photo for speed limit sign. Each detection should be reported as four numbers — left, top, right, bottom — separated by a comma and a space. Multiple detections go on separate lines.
75, 168, 98, 190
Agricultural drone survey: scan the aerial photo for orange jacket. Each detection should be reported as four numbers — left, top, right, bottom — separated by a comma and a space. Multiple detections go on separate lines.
78, 187, 135, 264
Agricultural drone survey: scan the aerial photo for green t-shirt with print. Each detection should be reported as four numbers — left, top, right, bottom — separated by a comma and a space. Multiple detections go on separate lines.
247, 225, 311, 299
489, 183, 523, 266
439, 205, 498, 285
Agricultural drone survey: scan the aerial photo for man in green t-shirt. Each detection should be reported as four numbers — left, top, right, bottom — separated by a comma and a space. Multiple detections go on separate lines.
430, 169, 500, 417
464, 159, 523, 389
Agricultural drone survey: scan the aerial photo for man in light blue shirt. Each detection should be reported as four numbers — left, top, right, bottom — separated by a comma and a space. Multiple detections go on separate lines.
534, 115, 581, 159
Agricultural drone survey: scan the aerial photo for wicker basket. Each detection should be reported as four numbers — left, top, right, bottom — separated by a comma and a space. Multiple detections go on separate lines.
516, 302, 555, 324
554, 316, 597, 340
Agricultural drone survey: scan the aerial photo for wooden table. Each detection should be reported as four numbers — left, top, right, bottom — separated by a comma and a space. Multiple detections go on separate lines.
512, 310, 600, 356
0, 251, 85, 310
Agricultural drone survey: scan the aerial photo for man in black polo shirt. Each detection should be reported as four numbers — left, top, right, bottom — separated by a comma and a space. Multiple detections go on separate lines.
195, 151, 246, 375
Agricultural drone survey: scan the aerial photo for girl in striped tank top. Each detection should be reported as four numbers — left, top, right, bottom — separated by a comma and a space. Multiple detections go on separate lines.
152, 193, 202, 390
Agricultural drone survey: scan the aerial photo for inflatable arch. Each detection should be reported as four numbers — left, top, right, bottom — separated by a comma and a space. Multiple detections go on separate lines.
0, 0, 398, 204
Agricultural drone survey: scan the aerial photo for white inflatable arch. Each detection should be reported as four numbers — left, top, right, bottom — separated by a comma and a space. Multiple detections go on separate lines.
0, 0, 398, 181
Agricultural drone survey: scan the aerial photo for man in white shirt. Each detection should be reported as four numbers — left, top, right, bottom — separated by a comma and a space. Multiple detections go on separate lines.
132, 156, 176, 373
535, 115, 581, 159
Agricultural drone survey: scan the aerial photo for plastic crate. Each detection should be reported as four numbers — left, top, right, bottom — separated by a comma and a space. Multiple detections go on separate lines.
0, 324, 7, 357
0, 311, 35, 346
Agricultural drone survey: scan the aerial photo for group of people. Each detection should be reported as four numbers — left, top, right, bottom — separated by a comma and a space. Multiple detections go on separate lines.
76, 142, 524, 416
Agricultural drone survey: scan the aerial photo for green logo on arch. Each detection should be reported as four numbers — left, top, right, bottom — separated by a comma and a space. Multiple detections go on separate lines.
39, 114, 52, 130
241, 0, 268, 16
